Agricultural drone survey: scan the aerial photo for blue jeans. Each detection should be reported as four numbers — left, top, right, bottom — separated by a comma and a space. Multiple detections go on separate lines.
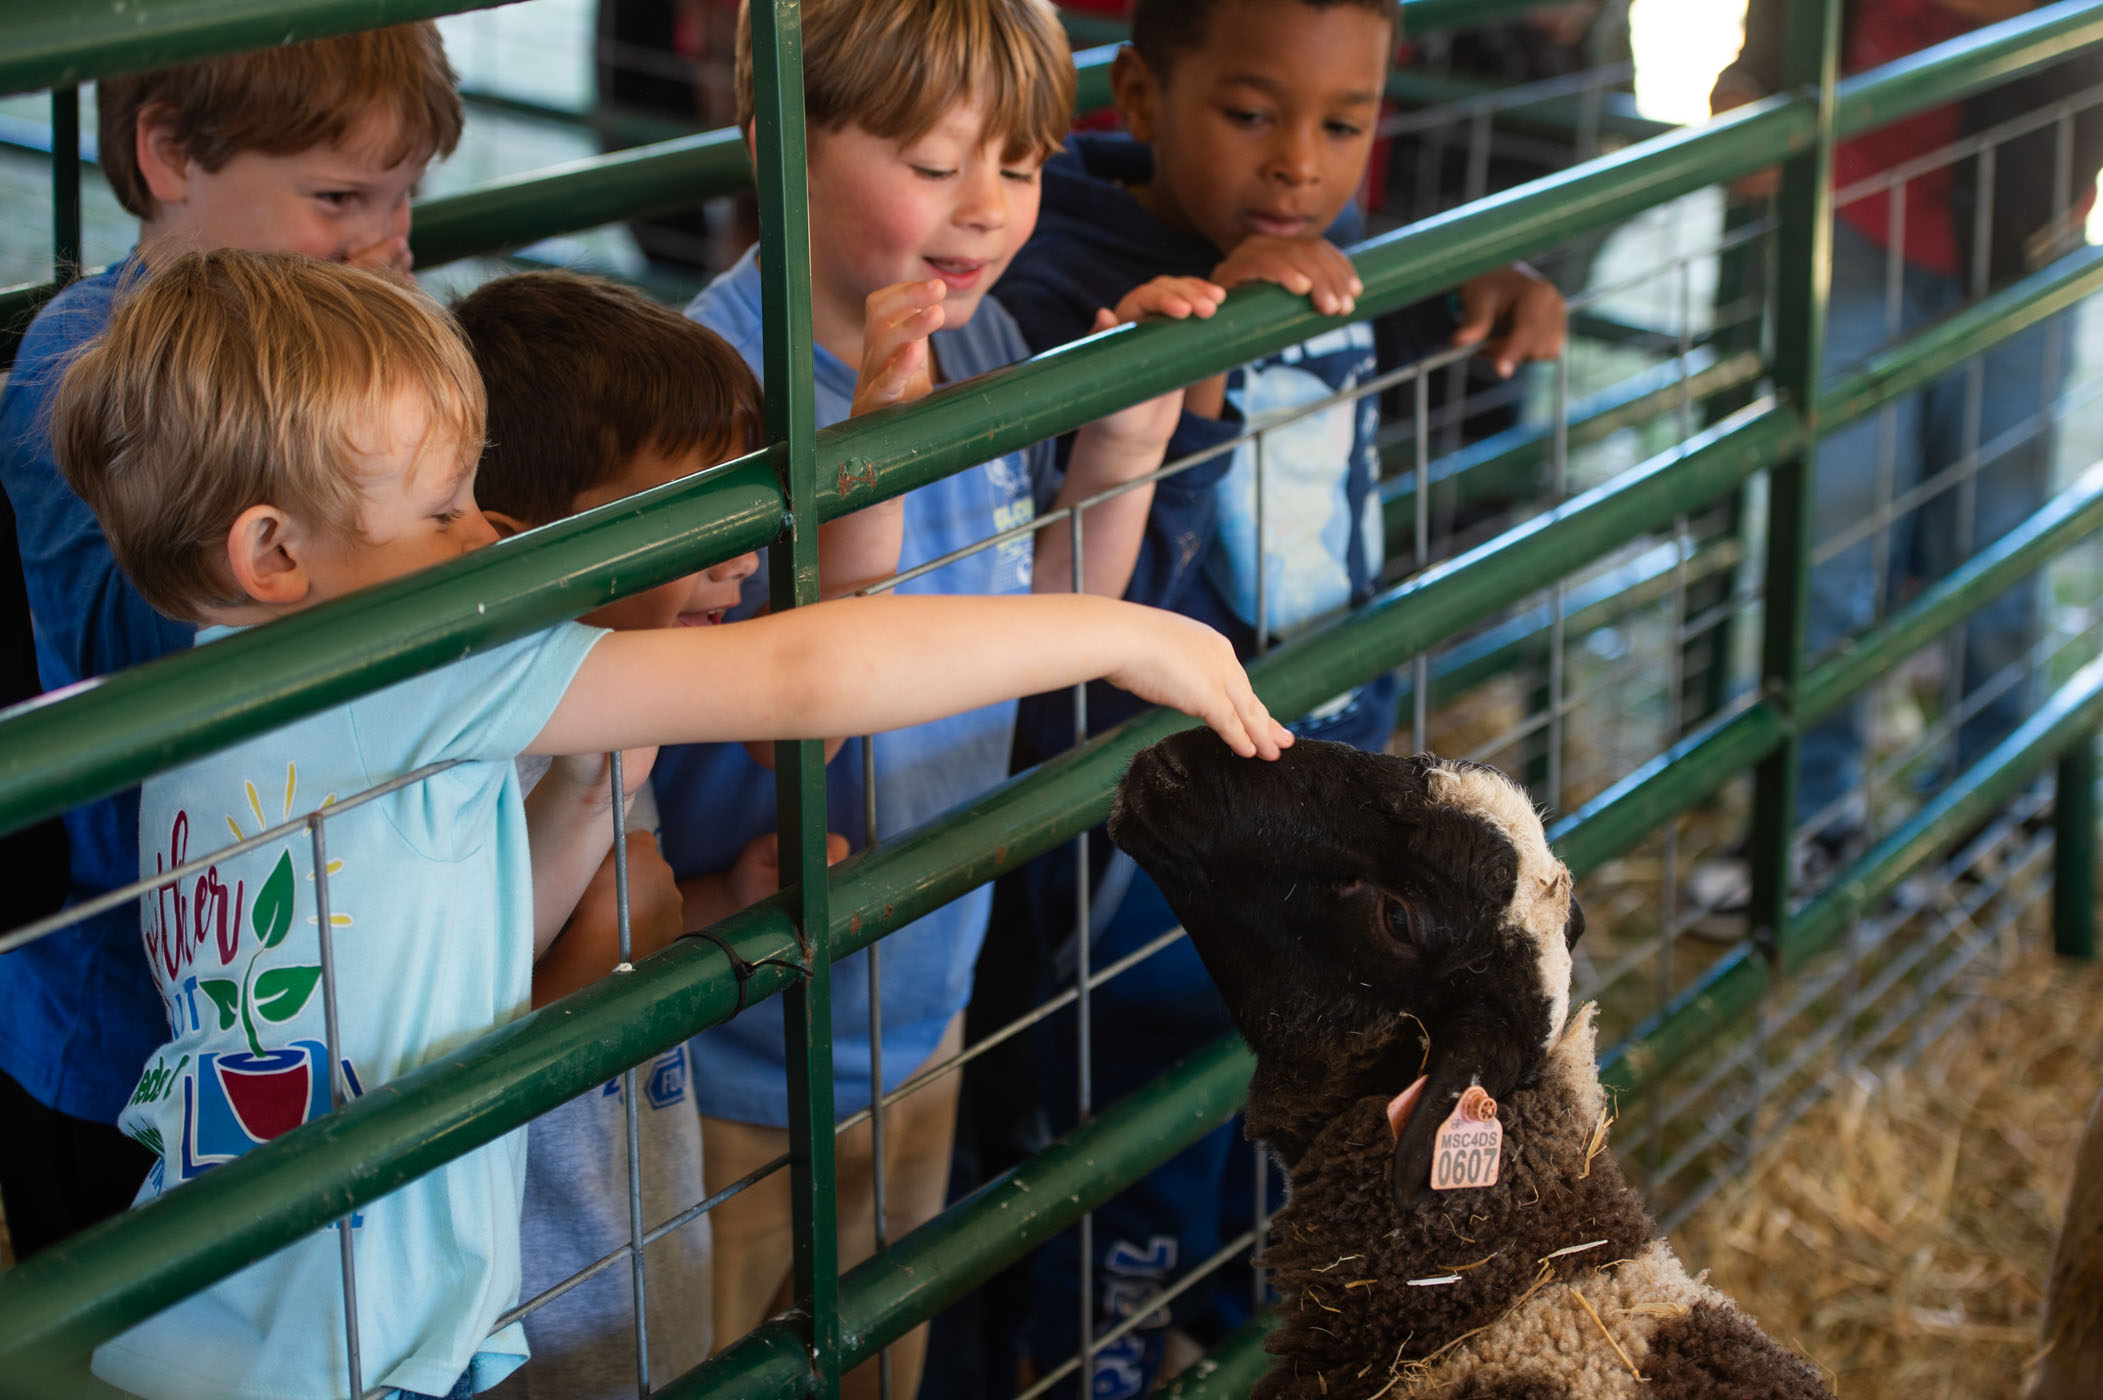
1798, 220, 2061, 826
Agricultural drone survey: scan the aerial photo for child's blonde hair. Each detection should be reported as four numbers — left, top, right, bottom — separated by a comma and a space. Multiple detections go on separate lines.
734, 0, 1075, 163
98, 23, 463, 219
53, 250, 485, 622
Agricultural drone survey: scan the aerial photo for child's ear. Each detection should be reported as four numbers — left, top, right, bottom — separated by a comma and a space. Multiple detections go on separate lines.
134, 103, 195, 208
224, 504, 310, 607
482, 509, 529, 541
1110, 44, 1160, 143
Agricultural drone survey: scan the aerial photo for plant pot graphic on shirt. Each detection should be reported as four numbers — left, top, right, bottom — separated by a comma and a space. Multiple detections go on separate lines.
194, 849, 325, 1131
212, 1046, 313, 1143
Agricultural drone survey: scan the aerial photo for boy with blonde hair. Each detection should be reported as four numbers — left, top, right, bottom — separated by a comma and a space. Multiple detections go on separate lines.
663, 4, 1206, 1391
0, 23, 461, 1257
60, 249, 1281, 1400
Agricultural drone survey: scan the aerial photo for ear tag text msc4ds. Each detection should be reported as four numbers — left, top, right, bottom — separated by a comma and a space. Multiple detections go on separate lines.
1429, 1084, 1501, 1190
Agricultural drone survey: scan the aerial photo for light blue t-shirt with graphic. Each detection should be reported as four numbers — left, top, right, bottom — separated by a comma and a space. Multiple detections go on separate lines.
94, 621, 605, 1400
662, 245, 1052, 1126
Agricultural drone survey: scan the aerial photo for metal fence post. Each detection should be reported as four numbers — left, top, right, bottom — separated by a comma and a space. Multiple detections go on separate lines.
2055, 731, 2097, 959
51, 85, 79, 286
1746, 0, 1841, 957
749, 1, 841, 1394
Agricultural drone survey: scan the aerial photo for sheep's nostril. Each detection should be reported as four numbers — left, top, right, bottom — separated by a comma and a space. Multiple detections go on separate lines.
1564, 897, 1586, 950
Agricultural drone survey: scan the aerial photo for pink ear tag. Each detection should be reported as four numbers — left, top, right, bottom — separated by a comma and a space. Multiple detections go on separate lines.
1429, 1085, 1502, 1190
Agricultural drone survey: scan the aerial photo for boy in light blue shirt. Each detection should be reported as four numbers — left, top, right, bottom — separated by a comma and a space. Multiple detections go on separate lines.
53, 250, 1285, 1400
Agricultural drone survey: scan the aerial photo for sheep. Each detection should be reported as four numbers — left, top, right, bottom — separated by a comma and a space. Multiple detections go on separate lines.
2027, 1082, 2103, 1399
1106, 733, 1835, 1399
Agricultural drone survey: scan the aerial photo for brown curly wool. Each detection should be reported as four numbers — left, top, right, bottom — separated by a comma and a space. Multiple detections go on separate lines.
1252, 1010, 1828, 1400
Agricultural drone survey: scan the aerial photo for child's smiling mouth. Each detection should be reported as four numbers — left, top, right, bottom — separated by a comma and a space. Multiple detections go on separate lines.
679, 607, 731, 627
925, 256, 988, 290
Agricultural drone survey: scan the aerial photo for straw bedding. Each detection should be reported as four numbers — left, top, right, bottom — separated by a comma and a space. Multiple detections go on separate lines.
1673, 940, 2103, 1399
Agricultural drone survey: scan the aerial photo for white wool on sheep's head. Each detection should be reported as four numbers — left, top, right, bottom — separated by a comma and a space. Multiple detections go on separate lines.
1425, 761, 1576, 1049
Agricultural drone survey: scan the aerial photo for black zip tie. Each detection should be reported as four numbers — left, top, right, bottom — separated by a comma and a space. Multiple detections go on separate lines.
678, 929, 805, 1015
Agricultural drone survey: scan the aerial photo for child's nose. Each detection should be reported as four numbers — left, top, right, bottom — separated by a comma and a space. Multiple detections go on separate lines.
710, 550, 760, 583
953, 166, 1009, 229
1266, 127, 1322, 187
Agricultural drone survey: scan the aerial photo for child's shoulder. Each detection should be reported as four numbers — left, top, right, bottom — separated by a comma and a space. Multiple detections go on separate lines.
9, 258, 143, 388
1005, 136, 1222, 351
683, 246, 765, 362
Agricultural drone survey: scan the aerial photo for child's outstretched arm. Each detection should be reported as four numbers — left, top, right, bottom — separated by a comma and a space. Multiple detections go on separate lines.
531, 592, 1290, 760
1035, 277, 1226, 599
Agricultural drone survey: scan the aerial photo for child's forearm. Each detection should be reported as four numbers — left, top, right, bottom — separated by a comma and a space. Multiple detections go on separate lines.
532, 832, 685, 1006
1035, 431, 1159, 598
531, 591, 1269, 758
816, 497, 906, 599
522, 767, 619, 958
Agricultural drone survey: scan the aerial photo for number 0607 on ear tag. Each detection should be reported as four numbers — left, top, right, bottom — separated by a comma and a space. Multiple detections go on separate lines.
1429, 1085, 1502, 1191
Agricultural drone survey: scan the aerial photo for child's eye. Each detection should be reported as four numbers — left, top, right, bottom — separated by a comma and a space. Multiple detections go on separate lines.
910, 165, 956, 181
1223, 108, 1267, 128
1001, 167, 1039, 185
1326, 120, 1365, 139
433, 509, 464, 526
315, 190, 358, 209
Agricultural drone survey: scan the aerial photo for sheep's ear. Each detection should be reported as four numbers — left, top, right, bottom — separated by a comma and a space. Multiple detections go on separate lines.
1389, 1008, 1534, 1214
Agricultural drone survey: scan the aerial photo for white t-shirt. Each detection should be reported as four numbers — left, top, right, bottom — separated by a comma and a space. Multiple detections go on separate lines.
95, 621, 605, 1400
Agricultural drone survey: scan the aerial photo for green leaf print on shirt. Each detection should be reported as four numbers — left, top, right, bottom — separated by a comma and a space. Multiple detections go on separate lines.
229, 850, 322, 1055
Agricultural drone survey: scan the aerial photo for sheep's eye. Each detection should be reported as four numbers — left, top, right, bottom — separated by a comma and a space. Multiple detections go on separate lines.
1382, 896, 1420, 944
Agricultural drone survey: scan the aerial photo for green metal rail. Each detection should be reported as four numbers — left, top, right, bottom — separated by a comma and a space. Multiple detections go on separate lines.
1, 3, 2101, 1398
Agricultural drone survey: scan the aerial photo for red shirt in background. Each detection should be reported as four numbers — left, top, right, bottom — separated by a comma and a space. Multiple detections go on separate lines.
1831, 0, 1970, 275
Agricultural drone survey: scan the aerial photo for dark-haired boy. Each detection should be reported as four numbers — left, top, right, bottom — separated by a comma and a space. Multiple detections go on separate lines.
457, 269, 772, 1399
993, 0, 1566, 1388
0, 23, 462, 1258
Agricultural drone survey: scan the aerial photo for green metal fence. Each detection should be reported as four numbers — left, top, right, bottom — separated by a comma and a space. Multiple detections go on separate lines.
0, 1, 2100, 1397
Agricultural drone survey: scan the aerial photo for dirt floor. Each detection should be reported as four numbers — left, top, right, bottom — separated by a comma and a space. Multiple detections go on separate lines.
1673, 942, 2103, 1399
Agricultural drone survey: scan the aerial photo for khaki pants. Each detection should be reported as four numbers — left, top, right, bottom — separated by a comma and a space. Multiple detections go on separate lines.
702, 1016, 963, 1399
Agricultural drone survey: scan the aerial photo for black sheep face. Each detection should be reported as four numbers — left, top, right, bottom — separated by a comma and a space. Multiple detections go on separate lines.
1108, 731, 1584, 1196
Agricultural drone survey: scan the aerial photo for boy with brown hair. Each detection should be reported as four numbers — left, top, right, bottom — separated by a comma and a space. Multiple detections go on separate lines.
0, 22, 462, 1259
663, 4, 1211, 1392
456, 268, 770, 1399
992, 0, 1567, 1388
60, 249, 1282, 1400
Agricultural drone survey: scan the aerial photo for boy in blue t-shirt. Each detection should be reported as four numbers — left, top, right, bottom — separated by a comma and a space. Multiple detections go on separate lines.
55, 250, 1284, 1400
661, 2, 1213, 1392
991, 0, 1568, 1389
0, 23, 462, 1259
